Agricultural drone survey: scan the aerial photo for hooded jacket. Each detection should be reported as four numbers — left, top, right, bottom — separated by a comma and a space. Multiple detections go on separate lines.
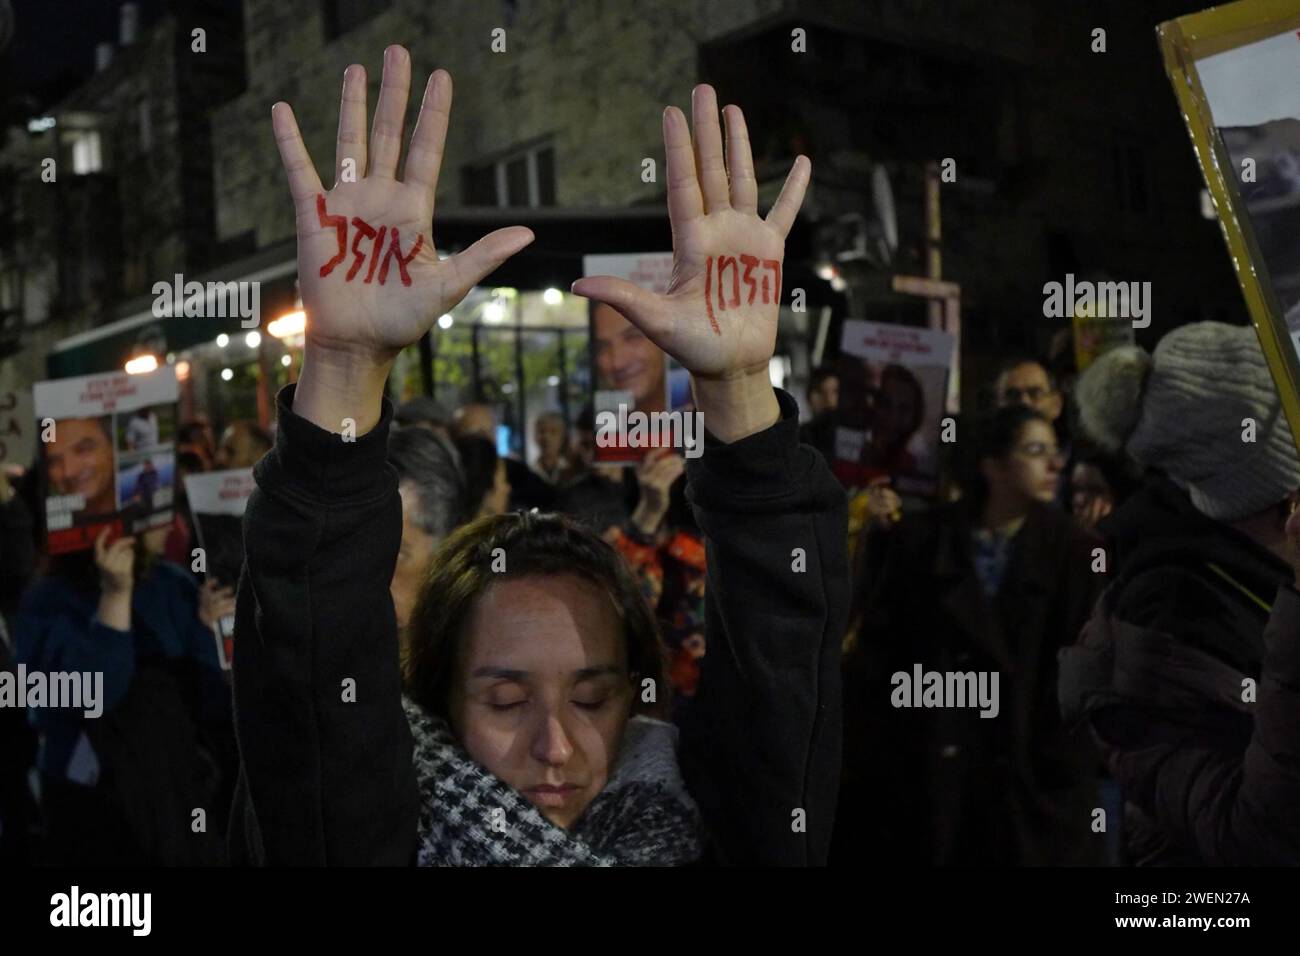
1059, 477, 1300, 865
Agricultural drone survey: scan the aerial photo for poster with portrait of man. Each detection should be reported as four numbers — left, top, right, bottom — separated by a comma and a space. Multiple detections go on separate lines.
831, 319, 956, 497
33, 366, 178, 554
1160, 0, 1300, 453
584, 252, 691, 463
184, 467, 255, 669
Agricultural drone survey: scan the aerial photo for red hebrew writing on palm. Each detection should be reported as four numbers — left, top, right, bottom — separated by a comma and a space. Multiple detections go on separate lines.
703, 253, 781, 335
316, 193, 425, 286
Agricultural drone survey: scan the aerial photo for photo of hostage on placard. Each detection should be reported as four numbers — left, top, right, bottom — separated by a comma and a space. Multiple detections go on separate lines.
585, 252, 695, 463
116, 449, 175, 526
44, 414, 117, 525
831, 319, 954, 497
115, 401, 176, 452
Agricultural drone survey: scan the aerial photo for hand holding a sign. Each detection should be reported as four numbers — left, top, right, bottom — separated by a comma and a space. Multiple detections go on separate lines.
94, 529, 134, 632
574, 87, 809, 443
272, 46, 535, 434
631, 448, 686, 536
199, 579, 237, 628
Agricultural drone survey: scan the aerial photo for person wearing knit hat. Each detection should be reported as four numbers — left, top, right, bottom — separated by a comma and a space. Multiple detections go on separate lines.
1061, 321, 1300, 865
1075, 321, 1300, 523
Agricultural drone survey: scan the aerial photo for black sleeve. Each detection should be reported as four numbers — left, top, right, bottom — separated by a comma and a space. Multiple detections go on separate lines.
1107, 583, 1300, 865
0, 490, 36, 616
229, 385, 418, 866
680, 387, 849, 865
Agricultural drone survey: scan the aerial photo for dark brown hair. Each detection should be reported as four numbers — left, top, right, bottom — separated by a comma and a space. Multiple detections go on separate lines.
404, 510, 667, 721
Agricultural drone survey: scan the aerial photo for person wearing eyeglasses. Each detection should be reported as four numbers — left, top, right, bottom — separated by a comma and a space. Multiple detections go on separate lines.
994, 358, 1063, 423
836, 403, 1108, 865
995, 357, 1073, 507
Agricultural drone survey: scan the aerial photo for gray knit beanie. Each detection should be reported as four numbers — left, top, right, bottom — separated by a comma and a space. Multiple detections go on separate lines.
1074, 321, 1300, 521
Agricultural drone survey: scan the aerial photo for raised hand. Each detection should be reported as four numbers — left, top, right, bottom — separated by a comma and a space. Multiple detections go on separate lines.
271, 46, 534, 432
95, 529, 136, 595
572, 86, 809, 441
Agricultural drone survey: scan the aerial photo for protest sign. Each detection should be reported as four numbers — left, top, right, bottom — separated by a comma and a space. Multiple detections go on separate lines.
183, 467, 255, 670
1160, 0, 1300, 452
583, 252, 691, 463
832, 319, 956, 497
33, 367, 178, 554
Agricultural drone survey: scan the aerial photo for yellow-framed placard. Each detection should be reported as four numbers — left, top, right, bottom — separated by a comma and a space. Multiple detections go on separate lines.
1159, 0, 1300, 454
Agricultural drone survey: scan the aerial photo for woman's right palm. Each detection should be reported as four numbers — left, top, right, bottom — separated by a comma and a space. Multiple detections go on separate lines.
272, 46, 534, 359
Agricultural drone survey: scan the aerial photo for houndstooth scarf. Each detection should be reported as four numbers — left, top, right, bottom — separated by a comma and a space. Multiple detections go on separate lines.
402, 696, 704, 866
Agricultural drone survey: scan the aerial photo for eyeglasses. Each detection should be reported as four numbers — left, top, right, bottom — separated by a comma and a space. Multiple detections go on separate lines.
1000, 386, 1053, 404
1014, 441, 1063, 460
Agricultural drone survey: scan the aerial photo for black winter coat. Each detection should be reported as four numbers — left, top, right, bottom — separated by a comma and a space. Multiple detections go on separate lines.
836, 499, 1107, 865
1059, 477, 1300, 865
228, 385, 848, 866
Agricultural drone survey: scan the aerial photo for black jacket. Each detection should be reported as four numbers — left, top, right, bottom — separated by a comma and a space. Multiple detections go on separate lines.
836, 499, 1107, 865
1059, 477, 1300, 865
229, 385, 847, 866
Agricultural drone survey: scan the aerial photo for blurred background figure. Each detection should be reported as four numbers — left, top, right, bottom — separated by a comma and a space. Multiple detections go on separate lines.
388, 426, 468, 640
214, 420, 272, 470
394, 396, 453, 438
1068, 448, 1141, 535
451, 402, 497, 441
452, 401, 553, 510
799, 364, 839, 462
177, 418, 217, 471
602, 448, 707, 719
554, 404, 633, 532
836, 404, 1106, 866
0, 462, 39, 863
533, 411, 573, 485
15, 526, 235, 865
994, 357, 1070, 504
453, 434, 512, 522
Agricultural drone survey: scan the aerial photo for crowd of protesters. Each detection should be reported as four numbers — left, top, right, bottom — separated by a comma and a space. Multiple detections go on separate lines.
2, 44, 1298, 867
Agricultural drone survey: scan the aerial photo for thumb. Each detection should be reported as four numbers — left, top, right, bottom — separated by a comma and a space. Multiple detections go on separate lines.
445, 227, 535, 301
571, 277, 666, 339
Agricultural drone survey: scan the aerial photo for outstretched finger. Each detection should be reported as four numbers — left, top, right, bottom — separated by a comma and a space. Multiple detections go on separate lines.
444, 226, 536, 304
663, 107, 703, 234
723, 105, 758, 214
405, 70, 453, 209
272, 102, 323, 210
335, 64, 368, 184
369, 45, 411, 179
691, 85, 730, 213
765, 155, 811, 239
571, 276, 671, 344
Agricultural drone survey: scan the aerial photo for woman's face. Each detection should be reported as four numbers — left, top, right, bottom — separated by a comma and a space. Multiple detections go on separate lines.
47, 418, 115, 515
392, 483, 436, 632
448, 573, 635, 830
991, 419, 1063, 505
